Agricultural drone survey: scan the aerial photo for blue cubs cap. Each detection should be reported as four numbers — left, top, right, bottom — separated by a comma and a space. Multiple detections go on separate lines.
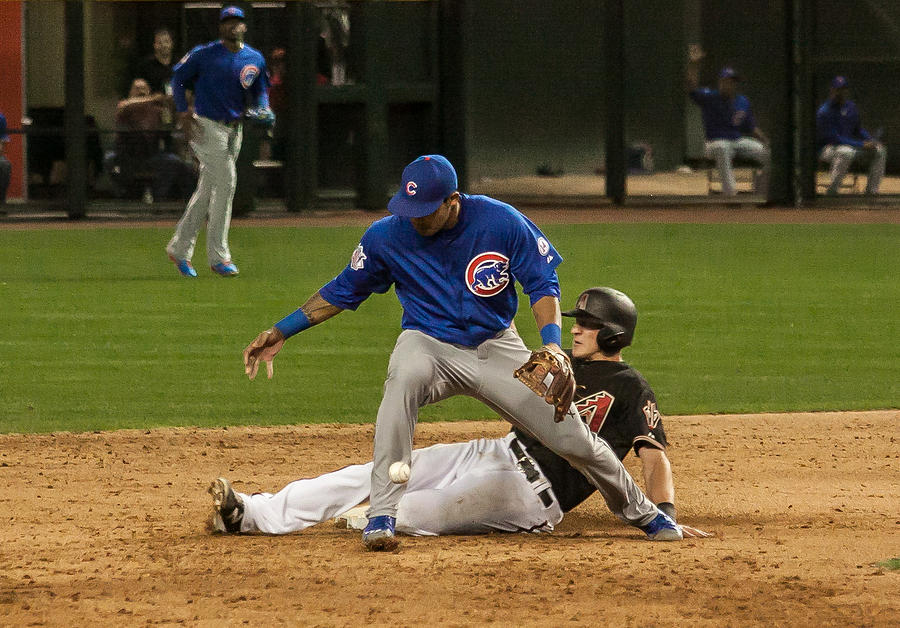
220, 6, 245, 21
388, 154, 458, 218
719, 66, 739, 80
0, 114, 8, 142
831, 75, 848, 89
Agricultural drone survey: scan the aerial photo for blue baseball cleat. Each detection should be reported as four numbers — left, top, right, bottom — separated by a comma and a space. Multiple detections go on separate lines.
362, 515, 399, 551
640, 511, 683, 541
210, 261, 239, 277
168, 253, 197, 278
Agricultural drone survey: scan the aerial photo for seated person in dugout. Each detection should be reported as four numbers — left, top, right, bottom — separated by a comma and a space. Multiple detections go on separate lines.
816, 75, 886, 196
207, 287, 710, 541
111, 78, 195, 201
686, 45, 770, 198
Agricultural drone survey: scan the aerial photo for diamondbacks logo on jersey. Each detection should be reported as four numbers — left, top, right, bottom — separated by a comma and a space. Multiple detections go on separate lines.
642, 400, 661, 429
577, 391, 615, 433
465, 252, 510, 297
350, 244, 367, 270
240, 65, 260, 89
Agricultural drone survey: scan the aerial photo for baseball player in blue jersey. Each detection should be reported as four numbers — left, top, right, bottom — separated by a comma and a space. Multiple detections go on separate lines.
166, 6, 272, 278
686, 45, 770, 198
0, 113, 11, 208
816, 76, 886, 196
238, 154, 681, 551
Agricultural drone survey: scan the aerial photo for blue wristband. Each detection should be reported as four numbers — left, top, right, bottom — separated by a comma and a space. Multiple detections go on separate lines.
539, 323, 562, 346
274, 308, 311, 339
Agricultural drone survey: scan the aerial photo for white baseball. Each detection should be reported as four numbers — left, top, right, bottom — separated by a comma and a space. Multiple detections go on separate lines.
388, 461, 411, 484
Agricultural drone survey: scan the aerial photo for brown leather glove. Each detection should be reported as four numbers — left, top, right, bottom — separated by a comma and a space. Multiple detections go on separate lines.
513, 346, 576, 422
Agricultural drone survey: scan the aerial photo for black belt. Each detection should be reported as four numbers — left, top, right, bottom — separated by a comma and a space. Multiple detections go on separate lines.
510, 438, 554, 508
203, 116, 241, 127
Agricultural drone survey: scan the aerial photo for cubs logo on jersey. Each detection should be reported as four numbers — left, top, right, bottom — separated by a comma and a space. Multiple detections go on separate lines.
577, 391, 615, 433
465, 252, 510, 297
240, 65, 260, 89
350, 244, 367, 271
406, 181, 418, 196
642, 399, 661, 429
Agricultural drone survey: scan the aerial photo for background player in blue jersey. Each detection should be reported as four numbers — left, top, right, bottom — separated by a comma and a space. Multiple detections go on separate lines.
816, 75, 886, 196
686, 44, 770, 198
166, 6, 272, 278
0, 113, 11, 209
239, 154, 681, 551
211, 288, 712, 541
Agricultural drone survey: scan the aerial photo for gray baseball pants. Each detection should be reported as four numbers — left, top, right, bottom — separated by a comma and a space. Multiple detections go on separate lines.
368, 329, 659, 527
820, 143, 886, 195
705, 137, 770, 197
167, 115, 242, 266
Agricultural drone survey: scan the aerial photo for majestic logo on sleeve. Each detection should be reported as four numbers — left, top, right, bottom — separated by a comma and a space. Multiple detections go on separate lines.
465, 252, 510, 297
577, 391, 615, 433
642, 400, 661, 429
240, 65, 260, 89
350, 244, 367, 270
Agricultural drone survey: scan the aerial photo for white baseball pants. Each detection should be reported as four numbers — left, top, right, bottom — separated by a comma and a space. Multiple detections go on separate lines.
705, 137, 770, 197
167, 115, 242, 266
238, 432, 563, 536
820, 143, 886, 195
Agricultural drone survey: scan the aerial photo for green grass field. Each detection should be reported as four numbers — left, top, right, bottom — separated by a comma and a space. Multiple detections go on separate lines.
1, 221, 897, 434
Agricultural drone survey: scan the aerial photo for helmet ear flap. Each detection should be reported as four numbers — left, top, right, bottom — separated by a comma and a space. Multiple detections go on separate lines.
598, 330, 628, 353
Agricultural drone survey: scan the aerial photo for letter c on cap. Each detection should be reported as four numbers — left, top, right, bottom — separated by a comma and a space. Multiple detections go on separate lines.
406, 181, 417, 196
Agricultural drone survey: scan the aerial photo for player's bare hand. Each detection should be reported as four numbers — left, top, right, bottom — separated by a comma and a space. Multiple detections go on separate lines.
243, 327, 285, 380
177, 111, 194, 143
688, 44, 705, 63
680, 524, 713, 538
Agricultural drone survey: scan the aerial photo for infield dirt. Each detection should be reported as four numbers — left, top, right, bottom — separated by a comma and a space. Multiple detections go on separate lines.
1, 410, 897, 626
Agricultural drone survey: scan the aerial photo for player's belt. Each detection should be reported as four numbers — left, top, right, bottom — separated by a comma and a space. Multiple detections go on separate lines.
509, 438, 554, 508
202, 116, 242, 127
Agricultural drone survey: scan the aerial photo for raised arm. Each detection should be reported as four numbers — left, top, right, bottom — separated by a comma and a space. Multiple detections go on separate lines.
686, 44, 705, 92
243, 291, 344, 380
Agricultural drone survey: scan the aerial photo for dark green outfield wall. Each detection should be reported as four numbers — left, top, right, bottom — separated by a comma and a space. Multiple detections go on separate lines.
461, 1, 606, 182
460, 0, 689, 182
454, 0, 900, 186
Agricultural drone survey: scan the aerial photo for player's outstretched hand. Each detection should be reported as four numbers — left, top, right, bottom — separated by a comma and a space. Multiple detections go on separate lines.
243, 327, 286, 380
680, 524, 713, 538
688, 43, 705, 63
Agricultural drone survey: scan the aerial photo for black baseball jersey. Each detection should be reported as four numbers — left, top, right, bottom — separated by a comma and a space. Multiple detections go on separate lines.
513, 356, 668, 512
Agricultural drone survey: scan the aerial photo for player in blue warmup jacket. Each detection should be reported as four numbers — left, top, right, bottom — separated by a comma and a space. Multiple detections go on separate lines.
686, 45, 770, 198
166, 6, 272, 278
239, 154, 682, 551
0, 113, 11, 208
816, 76, 886, 196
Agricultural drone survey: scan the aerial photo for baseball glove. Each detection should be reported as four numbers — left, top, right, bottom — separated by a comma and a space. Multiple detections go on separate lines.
243, 106, 276, 129
513, 346, 576, 422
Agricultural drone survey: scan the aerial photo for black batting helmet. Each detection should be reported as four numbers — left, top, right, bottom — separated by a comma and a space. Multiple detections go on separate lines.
562, 287, 637, 351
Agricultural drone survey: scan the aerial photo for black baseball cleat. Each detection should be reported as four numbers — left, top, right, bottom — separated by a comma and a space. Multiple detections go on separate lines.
208, 477, 244, 533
